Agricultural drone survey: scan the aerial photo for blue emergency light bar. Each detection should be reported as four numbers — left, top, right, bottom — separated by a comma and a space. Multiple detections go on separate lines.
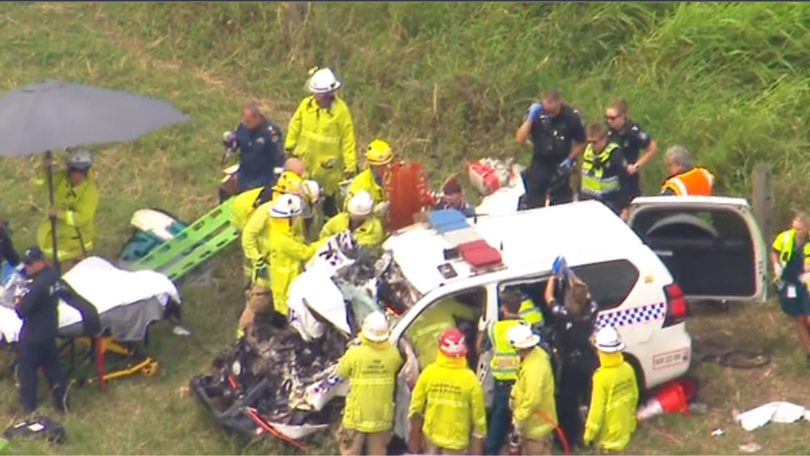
427, 209, 503, 268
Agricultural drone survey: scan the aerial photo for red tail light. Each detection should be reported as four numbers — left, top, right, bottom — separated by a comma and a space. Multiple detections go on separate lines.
663, 283, 688, 327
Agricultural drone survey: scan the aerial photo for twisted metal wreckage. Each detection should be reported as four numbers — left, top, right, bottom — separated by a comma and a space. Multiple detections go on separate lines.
190, 236, 421, 449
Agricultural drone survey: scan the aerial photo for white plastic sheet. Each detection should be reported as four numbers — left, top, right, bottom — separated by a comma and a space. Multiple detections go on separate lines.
734, 401, 810, 431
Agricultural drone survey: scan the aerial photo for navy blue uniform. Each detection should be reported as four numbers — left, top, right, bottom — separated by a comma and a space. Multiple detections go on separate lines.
234, 119, 285, 194
15, 265, 68, 412
608, 120, 652, 198
523, 104, 586, 209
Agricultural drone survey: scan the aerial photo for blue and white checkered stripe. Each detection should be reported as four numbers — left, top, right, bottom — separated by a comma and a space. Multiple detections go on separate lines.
596, 302, 667, 330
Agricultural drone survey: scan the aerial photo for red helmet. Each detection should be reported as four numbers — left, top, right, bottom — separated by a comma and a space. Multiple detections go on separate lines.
438, 328, 467, 358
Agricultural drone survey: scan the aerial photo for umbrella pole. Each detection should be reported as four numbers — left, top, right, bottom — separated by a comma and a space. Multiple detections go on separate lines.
45, 150, 61, 275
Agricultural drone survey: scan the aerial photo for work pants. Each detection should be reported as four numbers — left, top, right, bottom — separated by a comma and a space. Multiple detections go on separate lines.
336, 424, 392, 456
322, 194, 338, 218
485, 379, 515, 454
520, 163, 573, 210
238, 283, 274, 332
17, 340, 69, 413
521, 434, 553, 455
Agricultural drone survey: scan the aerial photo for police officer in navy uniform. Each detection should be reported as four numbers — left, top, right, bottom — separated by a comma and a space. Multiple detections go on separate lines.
515, 89, 586, 210
543, 257, 599, 450
224, 100, 286, 195
14, 247, 69, 413
605, 98, 657, 201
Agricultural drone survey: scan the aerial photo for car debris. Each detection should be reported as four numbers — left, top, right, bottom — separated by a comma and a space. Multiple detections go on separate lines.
190, 238, 417, 444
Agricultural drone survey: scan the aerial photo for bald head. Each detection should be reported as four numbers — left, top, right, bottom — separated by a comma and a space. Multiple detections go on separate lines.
284, 157, 306, 177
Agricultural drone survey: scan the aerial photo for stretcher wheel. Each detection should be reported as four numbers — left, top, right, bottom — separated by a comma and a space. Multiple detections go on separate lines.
141, 360, 158, 377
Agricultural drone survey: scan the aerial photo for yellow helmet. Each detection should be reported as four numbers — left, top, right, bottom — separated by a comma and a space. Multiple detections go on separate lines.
273, 171, 304, 195
366, 139, 393, 166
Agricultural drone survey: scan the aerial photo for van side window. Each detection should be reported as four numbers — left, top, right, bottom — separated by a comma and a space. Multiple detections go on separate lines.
571, 260, 639, 310
403, 287, 486, 371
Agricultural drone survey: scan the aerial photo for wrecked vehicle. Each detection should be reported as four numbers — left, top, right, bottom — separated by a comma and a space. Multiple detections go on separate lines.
189, 235, 419, 447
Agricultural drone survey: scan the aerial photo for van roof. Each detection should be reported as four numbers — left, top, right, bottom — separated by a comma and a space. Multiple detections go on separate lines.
383, 200, 644, 294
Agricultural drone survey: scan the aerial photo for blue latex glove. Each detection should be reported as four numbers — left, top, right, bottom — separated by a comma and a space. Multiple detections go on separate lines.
527, 103, 543, 122
552, 255, 567, 276
559, 157, 574, 170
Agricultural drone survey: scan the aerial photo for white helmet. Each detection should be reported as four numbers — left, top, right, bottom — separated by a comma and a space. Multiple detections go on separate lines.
67, 148, 93, 170
301, 180, 321, 205
308, 67, 342, 94
361, 311, 390, 342
347, 190, 374, 217
594, 326, 625, 353
507, 323, 540, 350
269, 194, 304, 219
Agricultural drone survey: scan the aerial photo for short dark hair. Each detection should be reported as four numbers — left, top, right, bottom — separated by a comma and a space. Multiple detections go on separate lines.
542, 89, 562, 102
586, 122, 609, 139
501, 289, 523, 314
608, 98, 629, 115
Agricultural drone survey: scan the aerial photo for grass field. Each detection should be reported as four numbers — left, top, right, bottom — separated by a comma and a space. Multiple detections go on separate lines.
0, 2, 809, 454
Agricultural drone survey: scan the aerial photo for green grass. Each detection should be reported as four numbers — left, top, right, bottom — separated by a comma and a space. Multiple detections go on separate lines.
0, 2, 809, 454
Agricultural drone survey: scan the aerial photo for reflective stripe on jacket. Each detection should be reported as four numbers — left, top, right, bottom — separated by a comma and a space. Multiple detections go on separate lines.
584, 352, 639, 451
335, 339, 404, 433
408, 352, 487, 450
404, 299, 477, 368
518, 296, 544, 326
661, 166, 714, 196
487, 320, 522, 381
35, 170, 99, 262
268, 221, 320, 316
510, 346, 557, 440
285, 96, 357, 195
345, 168, 386, 208
581, 143, 621, 198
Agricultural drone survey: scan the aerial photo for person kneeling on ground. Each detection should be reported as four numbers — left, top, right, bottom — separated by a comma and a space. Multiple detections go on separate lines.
508, 324, 558, 455
14, 247, 70, 414
408, 328, 486, 455
334, 311, 403, 456
320, 190, 385, 257
583, 326, 639, 454
771, 212, 810, 367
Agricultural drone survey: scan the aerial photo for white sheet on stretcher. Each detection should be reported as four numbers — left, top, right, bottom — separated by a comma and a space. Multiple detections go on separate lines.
0, 256, 180, 343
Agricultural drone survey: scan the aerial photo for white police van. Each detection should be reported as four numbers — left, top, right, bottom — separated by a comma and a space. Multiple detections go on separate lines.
289, 196, 767, 442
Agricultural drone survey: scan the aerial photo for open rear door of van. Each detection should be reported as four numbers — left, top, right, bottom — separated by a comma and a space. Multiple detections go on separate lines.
627, 196, 768, 303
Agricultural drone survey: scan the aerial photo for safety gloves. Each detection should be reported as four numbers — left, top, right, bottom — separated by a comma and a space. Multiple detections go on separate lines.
222, 131, 237, 151
527, 103, 544, 123
559, 157, 574, 170
374, 201, 391, 218
252, 258, 269, 282
552, 255, 570, 278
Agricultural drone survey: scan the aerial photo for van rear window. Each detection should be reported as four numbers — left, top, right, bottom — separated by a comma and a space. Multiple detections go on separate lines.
571, 260, 640, 310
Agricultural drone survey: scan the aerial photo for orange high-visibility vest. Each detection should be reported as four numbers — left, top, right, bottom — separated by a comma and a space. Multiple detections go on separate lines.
661, 167, 714, 196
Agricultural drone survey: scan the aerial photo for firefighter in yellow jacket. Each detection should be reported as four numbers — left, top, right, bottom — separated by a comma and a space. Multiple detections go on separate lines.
408, 327, 486, 455
346, 139, 393, 219
286, 67, 357, 218
583, 326, 639, 453
405, 297, 478, 369
36, 149, 99, 270
320, 190, 385, 257
334, 311, 403, 456
231, 157, 307, 232
267, 194, 321, 324
237, 176, 321, 338
508, 324, 558, 455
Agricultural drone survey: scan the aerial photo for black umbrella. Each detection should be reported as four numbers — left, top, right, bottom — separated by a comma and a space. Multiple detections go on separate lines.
0, 79, 190, 273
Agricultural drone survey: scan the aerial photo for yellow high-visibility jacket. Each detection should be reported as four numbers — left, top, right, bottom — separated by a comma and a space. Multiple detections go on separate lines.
510, 347, 557, 440
405, 299, 477, 368
286, 96, 357, 196
319, 212, 385, 257
408, 352, 487, 451
35, 170, 99, 262
584, 352, 639, 451
335, 337, 404, 433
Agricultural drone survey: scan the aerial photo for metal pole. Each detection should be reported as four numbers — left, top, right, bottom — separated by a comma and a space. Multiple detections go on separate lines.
46, 150, 61, 275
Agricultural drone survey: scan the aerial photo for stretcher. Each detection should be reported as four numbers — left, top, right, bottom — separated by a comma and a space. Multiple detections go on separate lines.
123, 200, 239, 283
0, 257, 181, 390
